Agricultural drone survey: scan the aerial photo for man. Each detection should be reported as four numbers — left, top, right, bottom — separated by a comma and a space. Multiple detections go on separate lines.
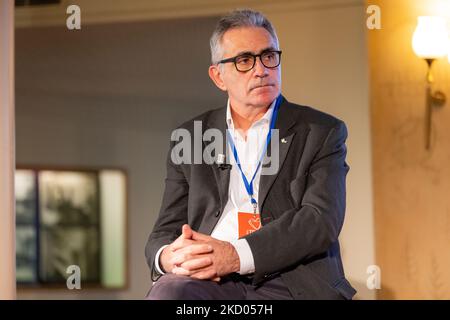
145, 9, 356, 300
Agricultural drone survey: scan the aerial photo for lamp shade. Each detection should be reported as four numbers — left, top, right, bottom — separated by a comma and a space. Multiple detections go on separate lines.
448, 41, 450, 63
412, 16, 449, 59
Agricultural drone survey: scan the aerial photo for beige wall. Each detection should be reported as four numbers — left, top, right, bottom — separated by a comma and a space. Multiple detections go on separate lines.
369, 0, 450, 299
15, 0, 374, 299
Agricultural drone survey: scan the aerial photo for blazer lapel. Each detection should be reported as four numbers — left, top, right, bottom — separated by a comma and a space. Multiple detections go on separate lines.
204, 107, 230, 213
258, 97, 301, 211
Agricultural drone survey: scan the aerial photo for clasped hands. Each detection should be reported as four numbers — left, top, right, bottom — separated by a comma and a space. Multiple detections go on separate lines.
159, 224, 240, 282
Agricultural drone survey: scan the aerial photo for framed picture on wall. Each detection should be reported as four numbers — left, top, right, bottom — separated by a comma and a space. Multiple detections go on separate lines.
16, 226, 37, 283
15, 167, 128, 290
15, 170, 38, 283
38, 171, 100, 283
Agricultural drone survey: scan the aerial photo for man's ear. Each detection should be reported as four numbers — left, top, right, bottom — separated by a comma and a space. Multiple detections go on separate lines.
208, 65, 227, 92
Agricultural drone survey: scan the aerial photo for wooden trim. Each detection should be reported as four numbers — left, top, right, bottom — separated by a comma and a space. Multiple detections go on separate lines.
0, 0, 16, 300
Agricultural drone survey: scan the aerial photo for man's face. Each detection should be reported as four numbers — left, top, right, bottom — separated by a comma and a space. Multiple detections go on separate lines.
209, 26, 281, 109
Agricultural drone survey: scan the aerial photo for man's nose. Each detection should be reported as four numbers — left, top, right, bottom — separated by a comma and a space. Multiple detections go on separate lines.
253, 57, 269, 77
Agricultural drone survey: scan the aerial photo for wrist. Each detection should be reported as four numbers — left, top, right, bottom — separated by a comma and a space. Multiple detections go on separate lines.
160, 246, 172, 273
228, 242, 241, 273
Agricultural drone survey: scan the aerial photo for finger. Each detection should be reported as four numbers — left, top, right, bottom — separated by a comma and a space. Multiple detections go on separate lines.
178, 243, 213, 255
171, 238, 196, 251
170, 251, 205, 266
170, 252, 188, 266
190, 269, 218, 280
171, 244, 213, 264
191, 230, 210, 241
170, 244, 213, 265
212, 277, 221, 282
182, 224, 193, 239
172, 266, 193, 276
179, 257, 212, 271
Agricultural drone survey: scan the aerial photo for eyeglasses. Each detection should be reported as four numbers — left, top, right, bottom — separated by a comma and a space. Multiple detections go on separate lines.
217, 50, 282, 72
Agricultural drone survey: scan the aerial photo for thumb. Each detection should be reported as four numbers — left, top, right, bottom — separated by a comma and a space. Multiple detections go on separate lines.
181, 224, 193, 239
191, 230, 209, 241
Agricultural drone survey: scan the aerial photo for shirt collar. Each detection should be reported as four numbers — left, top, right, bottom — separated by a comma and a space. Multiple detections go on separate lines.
226, 98, 276, 130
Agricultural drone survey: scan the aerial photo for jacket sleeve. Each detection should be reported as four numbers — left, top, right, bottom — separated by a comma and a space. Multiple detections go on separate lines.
244, 121, 349, 285
144, 139, 189, 280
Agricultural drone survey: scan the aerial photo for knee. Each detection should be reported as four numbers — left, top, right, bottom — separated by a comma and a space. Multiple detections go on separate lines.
146, 274, 206, 300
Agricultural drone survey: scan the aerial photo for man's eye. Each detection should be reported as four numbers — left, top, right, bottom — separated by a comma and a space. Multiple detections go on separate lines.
263, 52, 275, 60
236, 56, 253, 64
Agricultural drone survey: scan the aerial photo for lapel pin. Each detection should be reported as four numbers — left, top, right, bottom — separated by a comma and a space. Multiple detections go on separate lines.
217, 154, 226, 164
217, 154, 232, 170
281, 138, 287, 144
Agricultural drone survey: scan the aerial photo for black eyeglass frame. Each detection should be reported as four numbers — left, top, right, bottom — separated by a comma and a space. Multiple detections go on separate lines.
217, 50, 282, 72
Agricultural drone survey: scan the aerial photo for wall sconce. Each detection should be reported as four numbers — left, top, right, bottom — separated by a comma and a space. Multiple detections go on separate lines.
412, 16, 448, 150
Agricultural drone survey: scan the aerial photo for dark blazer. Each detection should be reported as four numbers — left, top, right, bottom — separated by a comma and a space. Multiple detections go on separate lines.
145, 95, 357, 300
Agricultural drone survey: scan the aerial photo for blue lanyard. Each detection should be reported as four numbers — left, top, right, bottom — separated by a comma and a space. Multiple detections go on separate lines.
226, 95, 282, 213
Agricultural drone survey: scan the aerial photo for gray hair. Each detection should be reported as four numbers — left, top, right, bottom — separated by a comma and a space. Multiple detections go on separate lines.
210, 9, 279, 64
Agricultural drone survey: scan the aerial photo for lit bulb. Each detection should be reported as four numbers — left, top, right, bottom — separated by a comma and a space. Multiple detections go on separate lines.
448, 39, 450, 63
412, 16, 449, 59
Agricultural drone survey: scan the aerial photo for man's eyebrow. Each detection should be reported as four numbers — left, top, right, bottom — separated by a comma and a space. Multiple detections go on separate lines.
234, 47, 277, 56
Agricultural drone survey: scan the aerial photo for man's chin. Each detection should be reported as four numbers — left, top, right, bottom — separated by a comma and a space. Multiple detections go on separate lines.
251, 92, 279, 107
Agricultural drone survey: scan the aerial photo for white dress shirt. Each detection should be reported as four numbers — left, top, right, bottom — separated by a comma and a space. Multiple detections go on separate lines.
155, 99, 276, 276
210, 99, 275, 274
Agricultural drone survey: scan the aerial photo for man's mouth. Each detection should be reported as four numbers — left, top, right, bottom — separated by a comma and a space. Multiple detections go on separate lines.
250, 84, 274, 91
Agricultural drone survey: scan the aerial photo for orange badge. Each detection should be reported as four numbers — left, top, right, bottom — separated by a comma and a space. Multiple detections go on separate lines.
238, 212, 262, 238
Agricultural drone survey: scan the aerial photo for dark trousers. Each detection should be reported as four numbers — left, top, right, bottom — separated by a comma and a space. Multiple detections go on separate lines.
146, 273, 293, 300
